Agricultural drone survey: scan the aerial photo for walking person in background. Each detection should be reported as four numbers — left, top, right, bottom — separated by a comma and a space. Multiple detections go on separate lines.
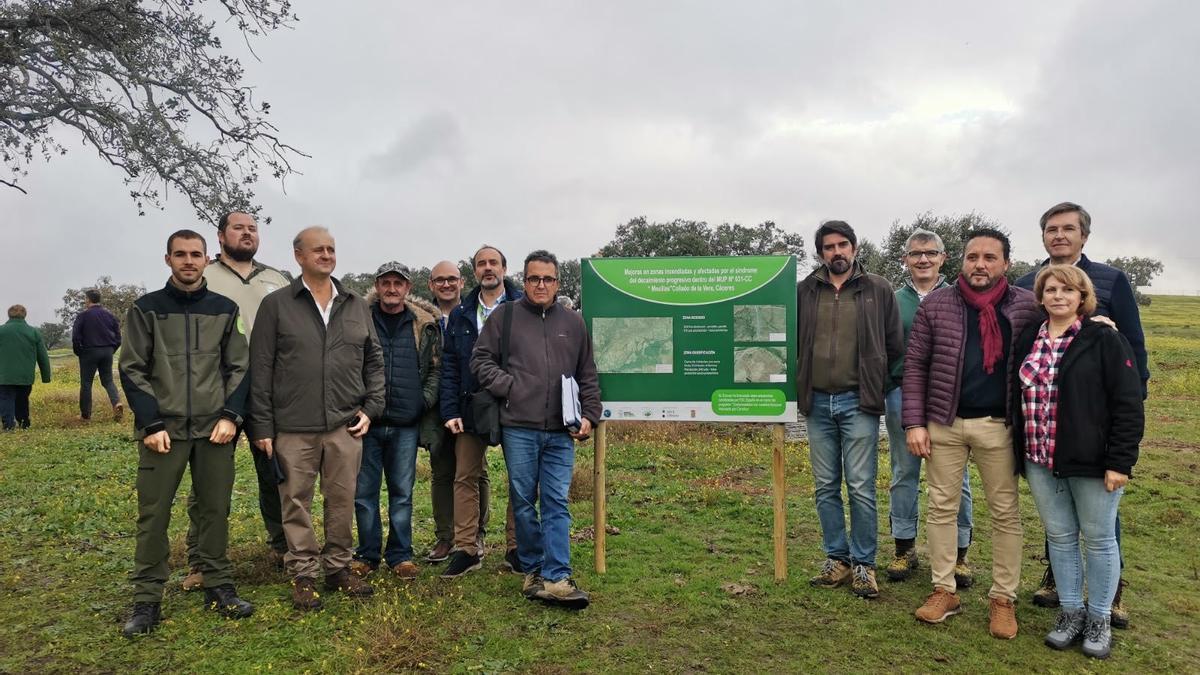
72, 289, 123, 422
1012, 265, 1143, 659
0, 305, 52, 430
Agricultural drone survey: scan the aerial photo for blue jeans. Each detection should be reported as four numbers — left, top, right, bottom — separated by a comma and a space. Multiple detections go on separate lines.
885, 387, 973, 548
806, 390, 879, 567
502, 427, 575, 582
354, 424, 419, 567
1025, 461, 1123, 618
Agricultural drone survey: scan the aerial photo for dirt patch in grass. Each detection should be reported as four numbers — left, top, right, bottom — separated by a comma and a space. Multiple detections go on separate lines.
690, 466, 770, 496
1150, 439, 1200, 453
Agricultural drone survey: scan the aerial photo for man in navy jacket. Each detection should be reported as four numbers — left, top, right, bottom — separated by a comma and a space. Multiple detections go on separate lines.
1015, 201, 1147, 629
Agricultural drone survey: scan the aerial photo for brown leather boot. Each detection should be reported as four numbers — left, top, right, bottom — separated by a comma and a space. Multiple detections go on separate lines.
325, 568, 374, 597
292, 577, 322, 611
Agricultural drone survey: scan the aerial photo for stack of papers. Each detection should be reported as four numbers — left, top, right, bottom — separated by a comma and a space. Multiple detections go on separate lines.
562, 375, 582, 432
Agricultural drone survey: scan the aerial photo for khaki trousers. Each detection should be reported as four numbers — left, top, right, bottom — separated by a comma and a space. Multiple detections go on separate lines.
452, 432, 517, 555
926, 417, 1023, 601
275, 427, 362, 580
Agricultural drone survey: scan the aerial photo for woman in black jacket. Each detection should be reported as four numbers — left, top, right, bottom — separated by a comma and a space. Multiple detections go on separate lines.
1011, 265, 1143, 660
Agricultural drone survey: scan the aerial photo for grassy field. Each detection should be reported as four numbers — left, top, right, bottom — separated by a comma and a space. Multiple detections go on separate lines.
1, 297, 1198, 673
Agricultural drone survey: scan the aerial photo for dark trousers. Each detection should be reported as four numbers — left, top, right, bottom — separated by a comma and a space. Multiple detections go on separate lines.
132, 437, 236, 602
0, 384, 32, 429
77, 347, 120, 418
428, 427, 457, 543
187, 432, 286, 567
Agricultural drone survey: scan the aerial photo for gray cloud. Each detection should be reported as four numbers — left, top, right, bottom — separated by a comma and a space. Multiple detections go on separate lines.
362, 111, 462, 178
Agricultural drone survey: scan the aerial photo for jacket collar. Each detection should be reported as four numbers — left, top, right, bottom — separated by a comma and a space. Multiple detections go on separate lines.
903, 274, 947, 294
163, 278, 208, 303
809, 260, 865, 287
290, 274, 348, 300
1037, 252, 1093, 271
212, 254, 270, 283
457, 278, 523, 314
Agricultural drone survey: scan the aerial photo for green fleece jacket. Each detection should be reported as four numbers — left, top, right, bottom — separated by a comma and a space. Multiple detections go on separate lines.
119, 280, 249, 440
0, 318, 52, 385
888, 275, 949, 386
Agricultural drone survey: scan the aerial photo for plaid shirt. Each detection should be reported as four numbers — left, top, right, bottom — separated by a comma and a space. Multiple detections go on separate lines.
1018, 318, 1083, 469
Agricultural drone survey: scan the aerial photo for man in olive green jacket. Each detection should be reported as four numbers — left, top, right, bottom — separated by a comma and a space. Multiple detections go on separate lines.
118, 229, 253, 637
0, 304, 52, 430
249, 226, 385, 610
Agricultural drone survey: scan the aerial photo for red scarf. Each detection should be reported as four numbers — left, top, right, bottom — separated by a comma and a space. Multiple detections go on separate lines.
956, 275, 1008, 374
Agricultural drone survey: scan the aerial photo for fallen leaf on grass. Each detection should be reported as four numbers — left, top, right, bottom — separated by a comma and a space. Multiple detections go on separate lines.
570, 525, 622, 542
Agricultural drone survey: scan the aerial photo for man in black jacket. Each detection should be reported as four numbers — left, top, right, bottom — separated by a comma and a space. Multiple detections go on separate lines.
472, 250, 602, 608
72, 288, 123, 421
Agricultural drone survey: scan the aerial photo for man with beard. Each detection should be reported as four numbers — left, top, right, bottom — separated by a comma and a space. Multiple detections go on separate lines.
423, 260, 467, 563
119, 230, 253, 636
181, 211, 290, 591
905, 229, 1040, 639
797, 220, 903, 600
439, 245, 523, 578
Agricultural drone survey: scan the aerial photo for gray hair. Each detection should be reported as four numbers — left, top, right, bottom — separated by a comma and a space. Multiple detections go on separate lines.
904, 228, 945, 252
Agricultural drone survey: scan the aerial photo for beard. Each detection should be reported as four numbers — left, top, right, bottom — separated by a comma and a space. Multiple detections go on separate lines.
223, 242, 257, 262
827, 257, 851, 275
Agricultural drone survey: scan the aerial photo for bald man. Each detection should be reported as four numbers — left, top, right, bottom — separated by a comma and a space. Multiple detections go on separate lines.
422, 260, 466, 561
249, 226, 385, 609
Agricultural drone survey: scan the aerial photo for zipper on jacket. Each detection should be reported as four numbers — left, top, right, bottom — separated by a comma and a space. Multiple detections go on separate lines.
184, 304, 193, 438
830, 288, 840, 368
542, 307, 552, 430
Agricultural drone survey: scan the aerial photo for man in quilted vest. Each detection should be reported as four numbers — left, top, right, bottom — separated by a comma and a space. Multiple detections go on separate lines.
904, 229, 1040, 639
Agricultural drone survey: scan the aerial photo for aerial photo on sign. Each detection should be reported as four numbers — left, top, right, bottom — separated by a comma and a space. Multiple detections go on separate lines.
582, 256, 798, 423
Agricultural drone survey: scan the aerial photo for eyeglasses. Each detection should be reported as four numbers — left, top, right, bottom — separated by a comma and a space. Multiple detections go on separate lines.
525, 276, 558, 287
906, 250, 943, 260
431, 276, 461, 286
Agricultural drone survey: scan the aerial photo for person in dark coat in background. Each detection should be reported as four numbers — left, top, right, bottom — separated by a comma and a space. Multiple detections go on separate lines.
72, 289, 123, 421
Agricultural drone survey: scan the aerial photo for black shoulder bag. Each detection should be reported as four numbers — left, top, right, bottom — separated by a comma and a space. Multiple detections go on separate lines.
469, 303, 513, 446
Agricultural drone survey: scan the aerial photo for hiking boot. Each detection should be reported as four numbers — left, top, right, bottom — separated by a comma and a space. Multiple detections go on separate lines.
440, 550, 482, 579
325, 568, 374, 597
113, 402, 125, 421
954, 556, 975, 589
1110, 578, 1129, 629
502, 548, 524, 575
851, 564, 879, 599
1082, 614, 1113, 659
988, 597, 1018, 639
522, 572, 545, 600
809, 558, 852, 588
915, 589, 961, 624
425, 540, 453, 563
292, 577, 322, 611
885, 548, 919, 582
267, 548, 286, 570
122, 602, 161, 637
1044, 607, 1087, 650
181, 566, 204, 592
349, 559, 376, 578
203, 584, 254, 619
1032, 565, 1060, 608
392, 561, 419, 580
537, 577, 590, 609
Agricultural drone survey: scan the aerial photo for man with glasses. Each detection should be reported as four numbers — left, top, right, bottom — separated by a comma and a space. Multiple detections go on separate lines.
439, 246, 523, 578
422, 260, 465, 563
472, 250, 601, 608
884, 230, 975, 585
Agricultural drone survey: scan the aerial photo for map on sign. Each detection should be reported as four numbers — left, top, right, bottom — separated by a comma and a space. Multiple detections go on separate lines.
592, 317, 674, 374
733, 305, 787, 342
733, 346, 788, 383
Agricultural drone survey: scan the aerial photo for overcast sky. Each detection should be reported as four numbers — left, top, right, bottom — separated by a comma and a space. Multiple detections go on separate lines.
5, 0, 1199, 325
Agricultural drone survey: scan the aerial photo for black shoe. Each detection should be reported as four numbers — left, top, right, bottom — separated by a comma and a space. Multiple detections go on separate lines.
203, 584, 255, 619
1033, 564, 1060, 608
502, 548, 524, 575
122, 602, 162, 637
440, 550, 482, 579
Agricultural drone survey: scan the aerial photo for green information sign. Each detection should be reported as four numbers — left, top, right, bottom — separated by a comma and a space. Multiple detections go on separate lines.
582, 256, 797, 423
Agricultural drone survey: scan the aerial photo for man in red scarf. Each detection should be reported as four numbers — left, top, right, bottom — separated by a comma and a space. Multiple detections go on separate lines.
901, 229, 1040, 640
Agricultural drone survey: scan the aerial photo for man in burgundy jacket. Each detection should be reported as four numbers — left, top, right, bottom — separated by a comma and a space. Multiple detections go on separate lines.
902, 228, 1041, 640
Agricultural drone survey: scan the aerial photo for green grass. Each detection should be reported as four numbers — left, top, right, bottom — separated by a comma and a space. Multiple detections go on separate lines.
2, 297, 1199, 673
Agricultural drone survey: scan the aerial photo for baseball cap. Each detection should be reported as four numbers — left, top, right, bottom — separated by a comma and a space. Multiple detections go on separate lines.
374, 261, 412, 281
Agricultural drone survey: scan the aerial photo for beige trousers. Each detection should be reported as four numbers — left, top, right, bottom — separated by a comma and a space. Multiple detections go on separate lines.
275, 427, 362, 580
926, 416, 1023, 601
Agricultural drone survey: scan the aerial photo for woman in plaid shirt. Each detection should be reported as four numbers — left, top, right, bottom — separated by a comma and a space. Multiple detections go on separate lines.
1010, 265, 1144, 660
